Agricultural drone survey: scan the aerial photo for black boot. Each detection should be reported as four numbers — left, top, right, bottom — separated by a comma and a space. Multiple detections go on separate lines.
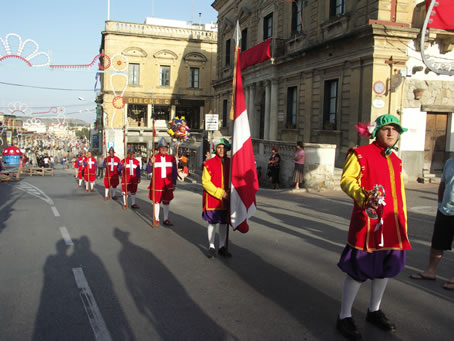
336, 316, 361, 340
366, 309, 396, 331
218, 246, 232, 258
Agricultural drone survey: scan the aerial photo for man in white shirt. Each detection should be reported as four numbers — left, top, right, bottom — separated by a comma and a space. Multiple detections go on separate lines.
410, 157, 454, 290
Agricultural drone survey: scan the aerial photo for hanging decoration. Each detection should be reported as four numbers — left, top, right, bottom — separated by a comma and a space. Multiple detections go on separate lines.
32, 106, 59, 115
50, 53, 111, 70
0, 33, 51, 67
23, 117, 43, 130
167, 116, 190, 142
108, 54, 129, 129
7, 101, 32, 116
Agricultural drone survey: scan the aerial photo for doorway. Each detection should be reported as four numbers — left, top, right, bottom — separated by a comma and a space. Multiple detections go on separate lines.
424, 112, 448, 173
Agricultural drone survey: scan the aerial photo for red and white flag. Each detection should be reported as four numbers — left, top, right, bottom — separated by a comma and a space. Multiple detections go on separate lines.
426, 0, 454, 30
230, 22, 260, 233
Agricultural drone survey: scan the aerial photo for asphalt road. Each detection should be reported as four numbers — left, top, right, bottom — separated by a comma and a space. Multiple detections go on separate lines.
0, 168, 452, 341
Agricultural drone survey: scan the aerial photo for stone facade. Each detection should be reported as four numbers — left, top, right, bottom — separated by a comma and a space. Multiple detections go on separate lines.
99, 19, 217, 158
212, 0, 454, 183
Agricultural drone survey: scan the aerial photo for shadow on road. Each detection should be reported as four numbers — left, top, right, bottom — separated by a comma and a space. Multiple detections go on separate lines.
33, 237, 135, 341
113, 227, 235, 340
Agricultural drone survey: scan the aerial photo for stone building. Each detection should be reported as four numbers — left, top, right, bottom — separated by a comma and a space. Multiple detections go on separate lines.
99, 18, 217, 159
211, 0, 454, 183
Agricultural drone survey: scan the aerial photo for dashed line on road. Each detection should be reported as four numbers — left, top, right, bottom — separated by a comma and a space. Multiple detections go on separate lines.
51, 206, 60, 217
59, 226, 74, 246
73, 267, 113, 341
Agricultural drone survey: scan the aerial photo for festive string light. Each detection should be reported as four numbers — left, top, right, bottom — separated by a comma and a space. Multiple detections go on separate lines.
50, 54, 111, 70
0, 33, 51, 67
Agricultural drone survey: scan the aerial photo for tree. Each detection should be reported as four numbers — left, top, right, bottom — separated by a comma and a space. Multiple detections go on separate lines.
75, 128, 90, 140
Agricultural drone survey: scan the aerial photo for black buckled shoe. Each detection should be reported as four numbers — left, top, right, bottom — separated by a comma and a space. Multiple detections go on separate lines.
207, 247, 216, 258
366, 309, 396, 331
218, 247, 232, 258
336, 316, 361, 341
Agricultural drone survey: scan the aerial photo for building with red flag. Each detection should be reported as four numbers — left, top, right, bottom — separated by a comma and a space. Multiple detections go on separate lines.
212, 0, 454, 185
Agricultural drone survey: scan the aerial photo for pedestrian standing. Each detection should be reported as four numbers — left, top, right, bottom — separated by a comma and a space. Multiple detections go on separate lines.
202, 138, 232, 258
336, 114, 411, 340
97, 153, 104, 179
119, 147, 141, 209
410, 156, 454, 290
147, 138, 177, 226
267, 146, 280, 189
43, 155, 49, 168
293, 141, 305, 190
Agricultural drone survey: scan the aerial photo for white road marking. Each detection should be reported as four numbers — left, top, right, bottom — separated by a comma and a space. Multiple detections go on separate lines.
11, 182, 55, 205
51, 206, 60, 217
59, 227, 74, 246
72, 268, 113, 341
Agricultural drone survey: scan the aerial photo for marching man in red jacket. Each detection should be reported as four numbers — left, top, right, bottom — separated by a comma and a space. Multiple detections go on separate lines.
119, 147, 141, 209
147, 138, 177, 226
83, 151, 97, 192
103, 147, 121, 200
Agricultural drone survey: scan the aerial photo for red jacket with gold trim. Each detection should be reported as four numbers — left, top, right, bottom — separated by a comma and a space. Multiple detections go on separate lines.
346, 143, 411, 252
202, 155, 230, 211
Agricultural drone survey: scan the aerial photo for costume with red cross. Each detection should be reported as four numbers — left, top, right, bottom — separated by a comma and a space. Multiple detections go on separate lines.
83, 153, 97, 192
119, 148, 141, 209
103, 147, 121, 200
77, 154, 87, 188
147, 138, 177, 225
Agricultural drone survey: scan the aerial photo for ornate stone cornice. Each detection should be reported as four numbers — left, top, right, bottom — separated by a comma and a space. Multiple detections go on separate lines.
153, 49, 178, 61
122, 47, 148, 57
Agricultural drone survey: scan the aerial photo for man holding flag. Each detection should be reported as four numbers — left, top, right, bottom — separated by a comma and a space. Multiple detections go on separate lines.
202, 138, 232, 258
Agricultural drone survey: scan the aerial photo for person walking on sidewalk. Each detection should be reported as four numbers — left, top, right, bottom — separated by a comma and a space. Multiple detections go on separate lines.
97, 153, 104, 179
202, 138, 232, 258
410, 156, 454, 290
293, 141, 305, 190
336, 114, 411, 341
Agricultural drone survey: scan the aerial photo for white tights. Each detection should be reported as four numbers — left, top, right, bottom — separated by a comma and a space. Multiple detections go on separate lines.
207, 223, 227, 249
339, 275, 389, 319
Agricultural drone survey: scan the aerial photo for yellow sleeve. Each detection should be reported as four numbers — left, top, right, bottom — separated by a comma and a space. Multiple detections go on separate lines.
202, 166, 225, 200
340, 151, 367, 207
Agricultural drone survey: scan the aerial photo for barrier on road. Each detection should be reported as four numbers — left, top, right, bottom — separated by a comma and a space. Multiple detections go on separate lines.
21, 167, 54, 176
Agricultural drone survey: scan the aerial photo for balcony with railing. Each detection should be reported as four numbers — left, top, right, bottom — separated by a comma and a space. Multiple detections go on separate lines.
105, 21, 218, 42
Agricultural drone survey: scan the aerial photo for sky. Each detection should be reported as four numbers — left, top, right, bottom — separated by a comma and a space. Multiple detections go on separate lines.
0, 0, 218, 122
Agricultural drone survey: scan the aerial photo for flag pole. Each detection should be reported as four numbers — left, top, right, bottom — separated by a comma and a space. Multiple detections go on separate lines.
123, 124, 128, 210
226, 20, 241, 253
152, 118, 157, 227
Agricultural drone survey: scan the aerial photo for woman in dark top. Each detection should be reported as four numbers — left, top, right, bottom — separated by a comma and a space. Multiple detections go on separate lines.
268, 146, 280, 189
